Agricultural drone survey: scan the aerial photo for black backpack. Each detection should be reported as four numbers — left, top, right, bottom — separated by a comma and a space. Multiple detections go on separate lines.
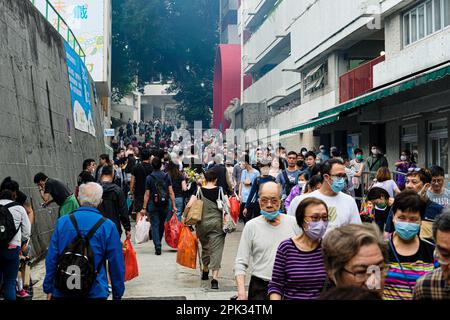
54, 214, 106, 296
150, 173, 169, 207
0, 202, 21, 248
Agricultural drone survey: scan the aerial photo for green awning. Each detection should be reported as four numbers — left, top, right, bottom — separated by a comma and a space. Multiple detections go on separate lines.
280, 113, 339, 136
279, 63, 450, 137
319, 64, 450, 118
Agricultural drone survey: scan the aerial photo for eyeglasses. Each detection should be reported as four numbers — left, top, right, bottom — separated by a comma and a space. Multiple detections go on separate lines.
330, 174, 347, 179
343, 264, 389, 281
260, 198, 280, 206
434, 249, 450, 266
407, 168, 422, 173
304, 215, 328, 222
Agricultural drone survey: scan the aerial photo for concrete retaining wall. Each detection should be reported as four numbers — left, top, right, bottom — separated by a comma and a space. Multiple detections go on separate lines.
0, 0, 105, 260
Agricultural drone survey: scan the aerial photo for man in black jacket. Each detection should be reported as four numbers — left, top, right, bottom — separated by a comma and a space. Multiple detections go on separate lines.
130, 148, 153, 221
98, 165, 131, 239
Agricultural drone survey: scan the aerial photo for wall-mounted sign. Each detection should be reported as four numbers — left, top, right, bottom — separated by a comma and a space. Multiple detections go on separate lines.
65, 41, 96, 136
104, 129, 115, 137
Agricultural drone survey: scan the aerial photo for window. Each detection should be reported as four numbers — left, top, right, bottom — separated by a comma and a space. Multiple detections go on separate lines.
401, 125, 419, 162
404, 14, 411, 45
445, 0, 450, 26
435, 0, 442, 31
426, 1, 433, 35
429, 119, 447, 131
403, 0, 450, 47
428, 119, 448, 174
303, 62, 328, 96
418, 5, 425, 38
402, 124, 418, 136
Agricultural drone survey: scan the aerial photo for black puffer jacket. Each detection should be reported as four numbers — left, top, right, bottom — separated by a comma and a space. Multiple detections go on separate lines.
98, 182, 130, 236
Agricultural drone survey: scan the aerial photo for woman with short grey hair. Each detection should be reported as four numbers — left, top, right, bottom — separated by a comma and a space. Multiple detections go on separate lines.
321, 224, 389, 297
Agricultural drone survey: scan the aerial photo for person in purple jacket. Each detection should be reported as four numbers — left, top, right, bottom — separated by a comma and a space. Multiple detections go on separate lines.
269, 197, 329, 300
394, 150, 416, 190
284, 172, 308, 213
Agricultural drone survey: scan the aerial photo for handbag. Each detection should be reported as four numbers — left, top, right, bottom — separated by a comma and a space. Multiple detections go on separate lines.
219, 187, 236, 234
182, 188, 204, 225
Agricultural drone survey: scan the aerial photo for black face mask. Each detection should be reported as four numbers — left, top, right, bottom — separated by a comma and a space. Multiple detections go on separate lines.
296, 160, 304, 168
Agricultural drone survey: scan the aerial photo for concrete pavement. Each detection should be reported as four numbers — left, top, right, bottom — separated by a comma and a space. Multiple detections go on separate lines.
32, 221, 248, 300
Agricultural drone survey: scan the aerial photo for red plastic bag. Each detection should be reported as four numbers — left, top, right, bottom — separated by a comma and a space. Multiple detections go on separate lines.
165, 213, 183, 249
176, 226, 198, 269
123, 239, 139, 282
229, 196, 240, 224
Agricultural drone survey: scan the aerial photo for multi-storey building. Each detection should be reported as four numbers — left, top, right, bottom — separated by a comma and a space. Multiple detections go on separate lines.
234, 0, 450, 173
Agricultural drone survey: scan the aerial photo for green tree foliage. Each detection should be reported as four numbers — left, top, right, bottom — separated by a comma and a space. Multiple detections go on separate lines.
112, 0, 219, 128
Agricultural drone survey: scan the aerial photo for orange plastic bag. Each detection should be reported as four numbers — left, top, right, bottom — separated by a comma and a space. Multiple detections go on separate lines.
123, 239, 139, 282
176, 226, 198, 269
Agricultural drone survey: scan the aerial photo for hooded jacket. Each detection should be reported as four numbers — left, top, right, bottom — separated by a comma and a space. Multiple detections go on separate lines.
98, 182, 131, 235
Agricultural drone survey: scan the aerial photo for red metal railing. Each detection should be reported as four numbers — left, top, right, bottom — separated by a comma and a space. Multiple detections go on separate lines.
339, 55, 385, 103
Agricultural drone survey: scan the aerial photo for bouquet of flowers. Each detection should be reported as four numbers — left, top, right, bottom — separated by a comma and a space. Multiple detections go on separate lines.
185, 168, 205, 187
359, 200, 375, 223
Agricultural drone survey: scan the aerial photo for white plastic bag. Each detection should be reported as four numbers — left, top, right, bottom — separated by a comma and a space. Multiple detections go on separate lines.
135, 216, 150, 244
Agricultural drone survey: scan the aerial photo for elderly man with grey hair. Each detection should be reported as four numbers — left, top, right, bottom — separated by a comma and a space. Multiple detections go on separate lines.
43, 182, 125, 300
234, 181, 301, 300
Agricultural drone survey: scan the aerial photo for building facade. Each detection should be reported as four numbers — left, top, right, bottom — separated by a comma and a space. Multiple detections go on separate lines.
111, 83, 180, 124
213, 0, 245, 130
236, 0, 450, 174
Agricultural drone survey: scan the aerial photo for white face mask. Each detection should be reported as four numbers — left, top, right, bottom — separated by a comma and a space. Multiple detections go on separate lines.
298, 181, 306, 192
400, 155, 407, 161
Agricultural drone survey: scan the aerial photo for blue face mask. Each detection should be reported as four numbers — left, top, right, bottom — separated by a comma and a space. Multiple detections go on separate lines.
395, 221, 420, 240
260, 209, 281, 221
328, 177, 346, 193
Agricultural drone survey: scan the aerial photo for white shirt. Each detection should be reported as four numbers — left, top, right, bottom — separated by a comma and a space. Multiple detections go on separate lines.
373, 180, 399, 198
287, 189, 362, 235
234, 215, 301, 281
0, 200, 31, 247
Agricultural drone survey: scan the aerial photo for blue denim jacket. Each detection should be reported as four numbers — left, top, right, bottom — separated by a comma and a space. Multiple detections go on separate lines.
43, 207, 125, 299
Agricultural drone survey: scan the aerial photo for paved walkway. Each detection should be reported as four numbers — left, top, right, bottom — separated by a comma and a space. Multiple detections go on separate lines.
32, 221, 247, 300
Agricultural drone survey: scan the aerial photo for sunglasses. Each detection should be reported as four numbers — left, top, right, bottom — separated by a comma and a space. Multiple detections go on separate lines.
407, 168, 422, 173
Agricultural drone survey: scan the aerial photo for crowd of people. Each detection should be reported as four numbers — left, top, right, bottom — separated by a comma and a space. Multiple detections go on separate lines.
1, 128, 450, 301
112, 118, 179, 152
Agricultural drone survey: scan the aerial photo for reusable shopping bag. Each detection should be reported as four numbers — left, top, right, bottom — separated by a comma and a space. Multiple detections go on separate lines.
182, 189, 203, 225
219, 187, 236, 234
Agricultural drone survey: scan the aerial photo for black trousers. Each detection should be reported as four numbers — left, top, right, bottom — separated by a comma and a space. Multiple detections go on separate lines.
248, 275, 269, 300
243, 202, 260, 224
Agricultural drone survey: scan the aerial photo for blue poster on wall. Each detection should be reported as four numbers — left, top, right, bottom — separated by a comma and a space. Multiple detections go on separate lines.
64, 41, 96, 137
